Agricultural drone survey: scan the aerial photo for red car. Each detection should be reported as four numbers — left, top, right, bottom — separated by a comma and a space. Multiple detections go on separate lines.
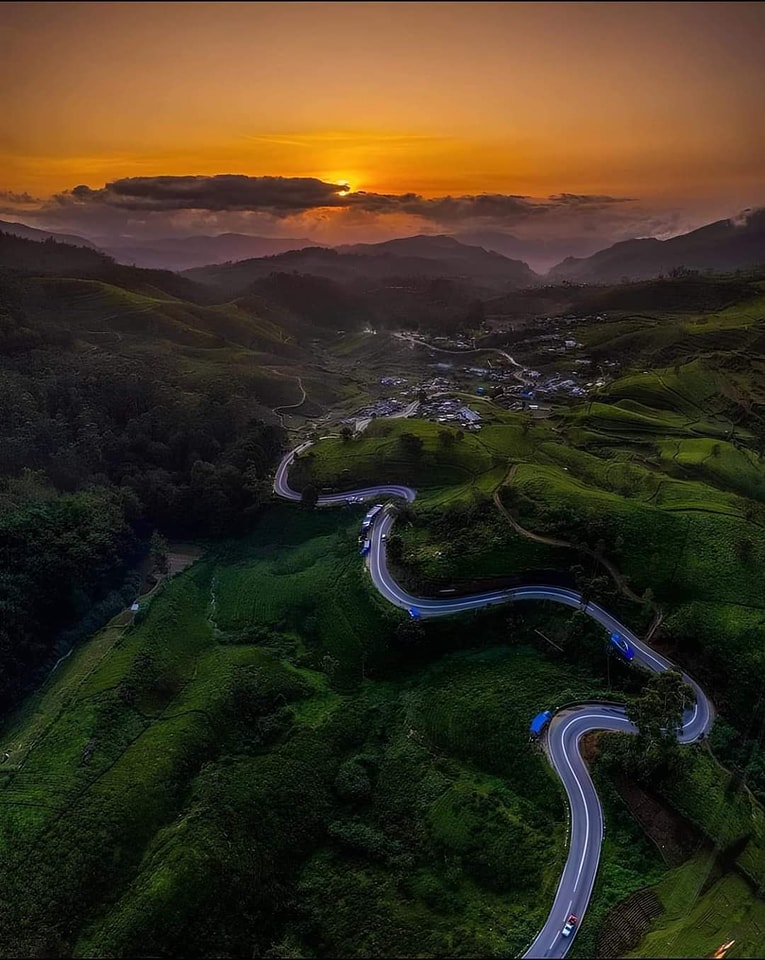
562, 914, 578, 937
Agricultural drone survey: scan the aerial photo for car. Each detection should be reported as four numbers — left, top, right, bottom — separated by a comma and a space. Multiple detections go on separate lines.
609, 632, 635, 661
561, 914, 578, 937
381, 532, 388, 541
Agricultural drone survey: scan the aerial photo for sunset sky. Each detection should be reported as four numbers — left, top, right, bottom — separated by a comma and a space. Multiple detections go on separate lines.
1, 1, 763, 261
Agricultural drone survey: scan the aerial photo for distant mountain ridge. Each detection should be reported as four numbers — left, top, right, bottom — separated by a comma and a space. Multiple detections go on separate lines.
101, 232, 316, 271
0, 218, 99, 250
185, 234, 538, 295
0, 229, 212, 304
452, 229, 604, 273
547, 209, 765, 283
5, 208, 764, 286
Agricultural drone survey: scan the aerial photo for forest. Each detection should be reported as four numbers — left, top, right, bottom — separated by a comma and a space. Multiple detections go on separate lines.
0, 233, 284, 711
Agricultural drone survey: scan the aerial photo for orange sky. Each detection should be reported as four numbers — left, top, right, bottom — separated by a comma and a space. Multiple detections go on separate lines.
1, 1, 763, 248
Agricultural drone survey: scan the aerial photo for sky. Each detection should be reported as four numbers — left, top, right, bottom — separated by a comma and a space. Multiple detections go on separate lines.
1, 1, 764, 266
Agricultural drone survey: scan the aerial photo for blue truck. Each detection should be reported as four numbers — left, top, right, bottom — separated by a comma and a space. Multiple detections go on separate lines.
530, 710, 553, 738
361, 503, 384, 532
359, 539, 371, 557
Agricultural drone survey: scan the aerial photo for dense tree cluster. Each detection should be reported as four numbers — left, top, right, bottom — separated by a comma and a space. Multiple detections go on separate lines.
0, 257, 285, 711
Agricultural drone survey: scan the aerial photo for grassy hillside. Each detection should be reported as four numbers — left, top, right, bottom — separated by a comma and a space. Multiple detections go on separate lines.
0, 504, 625, 958
628, 856, 765, 958
295, 340, 765, 773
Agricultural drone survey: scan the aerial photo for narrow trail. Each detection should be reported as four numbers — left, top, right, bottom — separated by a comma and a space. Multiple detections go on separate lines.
493, 463, 659, 614
272, 375, 307, 426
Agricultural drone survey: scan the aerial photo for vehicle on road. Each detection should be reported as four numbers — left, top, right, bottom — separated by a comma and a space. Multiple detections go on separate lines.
609, 632, 635, 661
408, 607, 421, 620
561, 915, 578, 938
359, 539, 371, 557
381, 532, 388, 540
530, 710, 553, 738
361, 503, 384, 530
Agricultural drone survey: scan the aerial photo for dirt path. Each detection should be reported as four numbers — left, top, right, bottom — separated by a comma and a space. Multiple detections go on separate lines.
493, 463, 663, 632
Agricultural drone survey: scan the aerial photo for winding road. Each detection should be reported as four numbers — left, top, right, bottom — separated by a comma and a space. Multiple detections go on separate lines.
393, 332, 534, 385
273, 442, 714, 958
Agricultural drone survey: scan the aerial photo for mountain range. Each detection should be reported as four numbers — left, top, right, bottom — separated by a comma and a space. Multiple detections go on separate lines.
100, 233, 316, 272
3, 208, 763, 287
0, 218, 98, 249
547, 209, 765, 283
184, 234, 537, 294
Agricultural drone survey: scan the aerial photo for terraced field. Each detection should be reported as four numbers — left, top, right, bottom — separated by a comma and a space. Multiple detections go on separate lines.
627, 856, 765, 958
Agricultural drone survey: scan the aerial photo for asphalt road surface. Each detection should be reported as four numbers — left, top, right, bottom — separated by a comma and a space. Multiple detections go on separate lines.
273, 443, 714, 958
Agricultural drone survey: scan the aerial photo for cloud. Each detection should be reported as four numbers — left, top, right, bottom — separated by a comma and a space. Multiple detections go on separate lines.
50, 174, 634, 224
548, 193, 638, 206
60, 175, 351, 214
0, 190, 42, 206
3, 173, 706, 266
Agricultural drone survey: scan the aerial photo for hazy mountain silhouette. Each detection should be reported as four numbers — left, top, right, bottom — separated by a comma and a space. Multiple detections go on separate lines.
547, 209, 765, 282
0, 218, 99, 250
186, 234, 537, 295
102, 233, 316, 271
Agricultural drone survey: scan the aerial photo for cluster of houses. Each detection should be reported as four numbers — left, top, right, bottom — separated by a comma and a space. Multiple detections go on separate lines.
342, 398, 407, 423
418, 397, 483, 429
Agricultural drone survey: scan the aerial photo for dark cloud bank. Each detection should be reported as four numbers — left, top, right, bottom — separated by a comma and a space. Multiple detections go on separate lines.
0, 174, 713, 269
60, 174, 635, 221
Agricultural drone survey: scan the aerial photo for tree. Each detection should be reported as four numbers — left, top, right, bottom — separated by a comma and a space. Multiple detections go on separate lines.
438, 429, 455, 448
301, 483, 319, 508
386, 534, 403, 563
395, 618, 425, 645
627, 670, 693, 774
398, 432, 424, 458
340, 426, 354, 442
735, 537, 754, 564
149, 530, 170, 577
642, 586, 654, 610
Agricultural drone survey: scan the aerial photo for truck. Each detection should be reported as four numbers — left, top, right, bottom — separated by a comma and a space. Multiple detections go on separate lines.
530, 710, 553, 738
361, 503, 384, 532
359, 539, 371, 557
